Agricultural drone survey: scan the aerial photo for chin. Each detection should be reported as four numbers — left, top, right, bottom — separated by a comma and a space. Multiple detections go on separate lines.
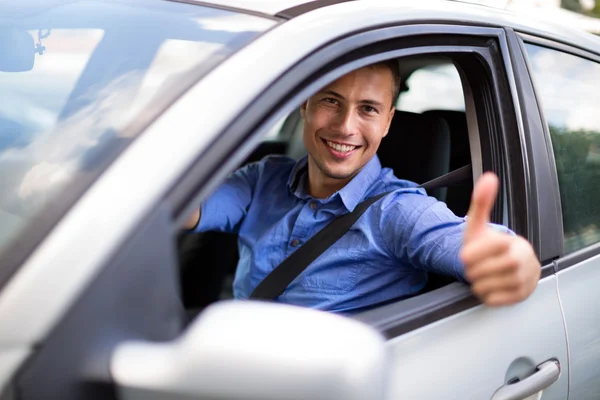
323, 165, 357, 180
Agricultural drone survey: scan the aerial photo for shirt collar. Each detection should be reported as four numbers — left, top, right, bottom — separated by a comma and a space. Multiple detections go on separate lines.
287, 155, 383, 212
287, 156, 309, 196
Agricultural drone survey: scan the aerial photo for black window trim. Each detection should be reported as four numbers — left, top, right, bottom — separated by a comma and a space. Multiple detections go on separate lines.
502, 30, 564, 266
519, 32, 600, 64
165, 0, 285, 20
167, 24, 525, 338
276, 0, 354, 19
519, 33, 600, 271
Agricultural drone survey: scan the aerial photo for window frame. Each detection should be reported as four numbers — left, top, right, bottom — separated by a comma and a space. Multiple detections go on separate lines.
168, 23, 526, 337
519, 32, 600, 271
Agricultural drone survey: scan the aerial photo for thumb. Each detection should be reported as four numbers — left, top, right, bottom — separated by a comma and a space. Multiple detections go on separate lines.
464, 172, 499, 243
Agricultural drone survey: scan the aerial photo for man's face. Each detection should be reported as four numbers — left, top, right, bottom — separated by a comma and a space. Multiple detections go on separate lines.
301, 65, 395, 183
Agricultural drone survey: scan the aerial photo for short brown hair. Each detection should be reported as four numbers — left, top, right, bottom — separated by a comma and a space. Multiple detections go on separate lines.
371, 59, 401, 106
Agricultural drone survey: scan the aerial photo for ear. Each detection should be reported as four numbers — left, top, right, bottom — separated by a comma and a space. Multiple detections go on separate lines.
383, 107, 395, 138
300, 101, 307, 119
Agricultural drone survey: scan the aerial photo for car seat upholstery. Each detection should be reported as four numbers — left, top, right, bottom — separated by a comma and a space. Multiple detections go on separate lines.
422, 109, 472, 217
377, 110, 451, 201
285, 110, 307, 160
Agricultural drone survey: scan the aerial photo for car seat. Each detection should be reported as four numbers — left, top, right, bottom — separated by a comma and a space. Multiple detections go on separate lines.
377, 110, 451, 201
377, 110, 457, 293
422, 109, 472, 217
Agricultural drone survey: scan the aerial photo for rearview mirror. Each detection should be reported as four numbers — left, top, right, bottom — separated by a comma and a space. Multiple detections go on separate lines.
0, 28, 35, 72
112, 301, 388, 400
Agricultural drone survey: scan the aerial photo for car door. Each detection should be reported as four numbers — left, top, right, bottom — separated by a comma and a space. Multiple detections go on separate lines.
0, 2, 279, 398
352, 26, 568, 399
166, 3, 569, 398
520, 33, 600, 399
0, 2, 570, 400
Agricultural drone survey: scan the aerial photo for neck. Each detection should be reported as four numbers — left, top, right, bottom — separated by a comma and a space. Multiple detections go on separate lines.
306, 157, 353, 199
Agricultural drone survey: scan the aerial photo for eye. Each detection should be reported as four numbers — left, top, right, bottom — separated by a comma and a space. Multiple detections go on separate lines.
362, 105, 378, 114
323, 97, 339, 105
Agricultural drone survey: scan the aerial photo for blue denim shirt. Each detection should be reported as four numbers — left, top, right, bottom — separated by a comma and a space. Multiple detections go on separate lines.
197, 155, 508, 313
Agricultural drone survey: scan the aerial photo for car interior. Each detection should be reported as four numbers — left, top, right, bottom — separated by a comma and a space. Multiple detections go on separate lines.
178, 55, 474, 315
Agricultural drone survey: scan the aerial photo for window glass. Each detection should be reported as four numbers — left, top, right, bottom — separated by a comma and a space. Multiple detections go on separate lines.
0, 1, 275, 264
397, 63, 465, 112
262, 117, 287, 141
524, 43, 600, 253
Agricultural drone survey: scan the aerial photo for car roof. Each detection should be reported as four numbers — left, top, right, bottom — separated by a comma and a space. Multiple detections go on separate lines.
205, 0, 600, 49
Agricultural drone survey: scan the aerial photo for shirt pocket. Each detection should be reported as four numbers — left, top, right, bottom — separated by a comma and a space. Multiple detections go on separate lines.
300, 227, 369, 294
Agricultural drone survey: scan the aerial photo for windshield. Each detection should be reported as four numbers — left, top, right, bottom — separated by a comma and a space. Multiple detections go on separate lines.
0, 1, 275, 270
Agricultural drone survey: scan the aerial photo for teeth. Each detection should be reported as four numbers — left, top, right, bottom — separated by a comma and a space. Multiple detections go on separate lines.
326, 140, 356, 153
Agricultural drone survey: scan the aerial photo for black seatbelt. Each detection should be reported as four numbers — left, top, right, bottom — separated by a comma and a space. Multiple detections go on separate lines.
249, 191, 390, 300
419, 164, 472, 190
249, 164, 472, 300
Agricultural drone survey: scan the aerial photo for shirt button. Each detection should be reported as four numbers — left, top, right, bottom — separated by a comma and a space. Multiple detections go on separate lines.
309, 201, 318, 210
291, 239, 300, 247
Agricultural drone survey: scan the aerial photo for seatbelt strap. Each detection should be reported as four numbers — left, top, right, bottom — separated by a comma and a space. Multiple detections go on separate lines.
249, 191, 391, 300
419, 164, 472, 190
249, 164, 472, 300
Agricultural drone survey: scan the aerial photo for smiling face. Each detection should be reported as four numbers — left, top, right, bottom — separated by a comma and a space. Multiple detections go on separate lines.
301, 64, 396, 198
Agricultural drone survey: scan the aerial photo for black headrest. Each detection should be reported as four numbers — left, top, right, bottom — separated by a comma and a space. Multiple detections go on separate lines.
377, 110, 451, 200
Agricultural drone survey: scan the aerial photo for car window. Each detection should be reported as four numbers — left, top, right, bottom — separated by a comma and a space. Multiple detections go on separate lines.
524, 43, 600, 254
180, 56, 480, 314
0, 1, 275, 264
396, 63, 465, 112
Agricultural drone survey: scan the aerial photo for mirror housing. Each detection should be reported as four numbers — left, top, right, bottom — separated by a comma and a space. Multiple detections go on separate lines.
0, 28, 35, 72
112, 301, 388, 400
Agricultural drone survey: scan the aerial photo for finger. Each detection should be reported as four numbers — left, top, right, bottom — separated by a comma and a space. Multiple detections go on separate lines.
465, 252, 520, 282
464, 172, 499, 243
460, 231, 512, 266
471, 270, 521, 298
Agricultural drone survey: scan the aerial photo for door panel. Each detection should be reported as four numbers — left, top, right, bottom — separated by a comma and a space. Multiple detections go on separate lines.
519, 37, 600, 400
384, 276, 567, 399
557, 256, 600, 399
13, 204, 185, 400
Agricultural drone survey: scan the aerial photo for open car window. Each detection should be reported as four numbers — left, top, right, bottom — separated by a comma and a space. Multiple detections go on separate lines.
397, 62, 465, 113
179, 55, 475, 315
0, 1, 275, 264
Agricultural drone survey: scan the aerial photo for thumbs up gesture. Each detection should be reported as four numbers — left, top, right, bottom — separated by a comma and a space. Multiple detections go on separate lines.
460, 173, 541, 306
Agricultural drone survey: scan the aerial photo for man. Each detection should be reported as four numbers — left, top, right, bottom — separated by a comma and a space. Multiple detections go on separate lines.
184, 60, 540, 313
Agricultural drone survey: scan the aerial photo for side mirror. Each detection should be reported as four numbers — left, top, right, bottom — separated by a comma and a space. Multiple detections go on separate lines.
0, 28, 35, 72
112, 301, 388, 400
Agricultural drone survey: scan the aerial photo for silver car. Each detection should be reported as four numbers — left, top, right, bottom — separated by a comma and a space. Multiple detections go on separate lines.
1, 0, 599, 399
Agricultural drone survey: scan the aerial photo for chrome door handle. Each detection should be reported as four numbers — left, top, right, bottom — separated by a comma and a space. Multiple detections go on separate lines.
491, 360, 560, 400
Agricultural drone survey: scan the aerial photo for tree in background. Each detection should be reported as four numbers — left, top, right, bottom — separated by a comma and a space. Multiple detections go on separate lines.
562, 0, 583, 12
562, 0, 600, 17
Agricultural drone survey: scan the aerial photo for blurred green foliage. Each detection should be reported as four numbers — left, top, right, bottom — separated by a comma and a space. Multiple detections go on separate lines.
550, 125, 600, 252
590, 0, 600, 17
561, 0, 582, 12
561, 0, 600, 18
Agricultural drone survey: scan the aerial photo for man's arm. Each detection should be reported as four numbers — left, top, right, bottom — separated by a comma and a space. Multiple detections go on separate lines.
182, 162, 260, 234
381, 175, 540, 306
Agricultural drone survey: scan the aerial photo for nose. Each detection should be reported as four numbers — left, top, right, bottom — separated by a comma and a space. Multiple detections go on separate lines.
331, 107, 358, 136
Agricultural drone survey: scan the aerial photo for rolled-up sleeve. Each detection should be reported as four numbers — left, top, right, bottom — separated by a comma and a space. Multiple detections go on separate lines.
379, 190, 514, 282
195, 162, 260, 234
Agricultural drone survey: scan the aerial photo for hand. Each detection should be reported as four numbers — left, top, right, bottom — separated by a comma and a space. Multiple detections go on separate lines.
460, 172, 541, 306
183, 209, 201, 230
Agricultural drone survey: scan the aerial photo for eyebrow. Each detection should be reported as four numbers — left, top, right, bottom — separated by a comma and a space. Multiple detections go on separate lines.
321, 89, 384, 108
